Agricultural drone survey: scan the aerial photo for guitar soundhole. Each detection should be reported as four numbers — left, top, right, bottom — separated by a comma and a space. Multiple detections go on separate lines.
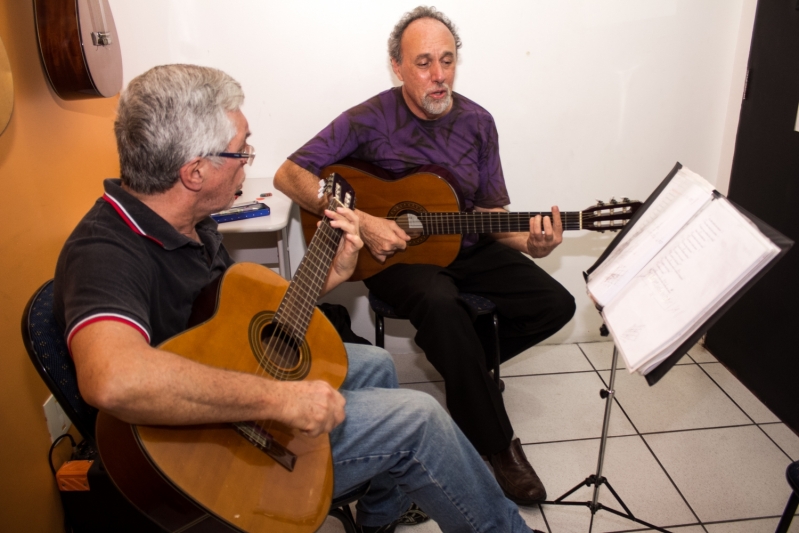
248, 312, 312, 381
260, 323, 301, 371
387, 201, 430, 246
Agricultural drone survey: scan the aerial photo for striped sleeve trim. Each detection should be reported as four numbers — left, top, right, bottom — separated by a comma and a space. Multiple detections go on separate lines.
67, 313, 151, 351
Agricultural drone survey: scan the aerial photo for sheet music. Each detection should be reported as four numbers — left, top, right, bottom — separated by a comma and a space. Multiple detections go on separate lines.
587, 168, 716, 307
602, 196, 780, 373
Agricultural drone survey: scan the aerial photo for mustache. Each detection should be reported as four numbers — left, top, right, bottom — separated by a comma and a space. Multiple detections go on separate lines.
425, 83, 452, 97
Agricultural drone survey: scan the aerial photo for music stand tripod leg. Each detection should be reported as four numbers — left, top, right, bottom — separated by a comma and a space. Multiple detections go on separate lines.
541, 342, 673, 533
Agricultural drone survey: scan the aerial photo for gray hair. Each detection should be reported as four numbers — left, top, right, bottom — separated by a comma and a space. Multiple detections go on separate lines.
388, 6, 462, 64
115, 64, 245, 194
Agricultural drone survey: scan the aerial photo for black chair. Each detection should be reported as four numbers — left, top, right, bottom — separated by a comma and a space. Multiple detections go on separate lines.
368, 291, 503, 391
22, 279, 367, 532
22, 280, 99, 445
22, 280, 162, 532
776, 460, 799, 533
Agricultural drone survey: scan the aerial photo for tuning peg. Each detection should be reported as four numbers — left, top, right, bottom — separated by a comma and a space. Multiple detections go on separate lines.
622, 197, 630, 203
317, 179, 326, 199
610, 198, 618, 204
596, 200, 605, 206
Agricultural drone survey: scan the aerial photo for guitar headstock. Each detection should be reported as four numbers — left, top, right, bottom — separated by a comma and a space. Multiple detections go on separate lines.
319, 172, 356, 210
582, 198, 642, 232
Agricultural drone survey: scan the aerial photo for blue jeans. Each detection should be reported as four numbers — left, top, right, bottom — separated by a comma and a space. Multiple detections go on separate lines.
330, 344, 532, 533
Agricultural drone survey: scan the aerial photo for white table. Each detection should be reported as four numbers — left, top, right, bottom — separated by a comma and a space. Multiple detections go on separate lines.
216, 177, 292, 279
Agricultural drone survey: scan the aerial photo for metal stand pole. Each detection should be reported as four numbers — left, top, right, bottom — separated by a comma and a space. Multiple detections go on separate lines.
541, 343, 672, 533
591, 344, 618, 510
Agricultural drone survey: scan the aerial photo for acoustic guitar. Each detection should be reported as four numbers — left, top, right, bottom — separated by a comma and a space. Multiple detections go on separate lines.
96, 175, 356, 533
33, 0, 122, 99
301, 161, 642, 281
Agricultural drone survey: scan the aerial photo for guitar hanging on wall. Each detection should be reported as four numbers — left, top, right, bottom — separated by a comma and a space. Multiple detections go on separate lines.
33, 0, 122, 99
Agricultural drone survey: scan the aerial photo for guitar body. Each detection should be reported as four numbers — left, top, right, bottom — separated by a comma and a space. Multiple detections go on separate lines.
34, 0, 122, 99
301, 162, 464, 281
97, 263, 348, 533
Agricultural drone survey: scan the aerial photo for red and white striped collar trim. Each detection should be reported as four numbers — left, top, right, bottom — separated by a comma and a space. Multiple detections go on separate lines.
67, 313, 151, 352
103, 193, 164, 247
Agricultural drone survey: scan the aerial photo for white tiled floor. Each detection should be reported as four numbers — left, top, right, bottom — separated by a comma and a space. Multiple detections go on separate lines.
319, 341, 799, 532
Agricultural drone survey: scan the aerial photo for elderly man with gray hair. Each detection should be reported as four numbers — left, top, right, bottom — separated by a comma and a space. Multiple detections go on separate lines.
54, 64, 538, 533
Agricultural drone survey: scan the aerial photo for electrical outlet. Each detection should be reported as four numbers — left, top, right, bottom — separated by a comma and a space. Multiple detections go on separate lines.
43, 395, 71, 442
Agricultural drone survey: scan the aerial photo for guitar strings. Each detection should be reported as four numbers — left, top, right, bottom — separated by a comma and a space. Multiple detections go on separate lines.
271, 198, 341, 358
262, 204, 339, 387
255, 195, 345, 436
256, 217, 339, 435
382, 210, 632, 232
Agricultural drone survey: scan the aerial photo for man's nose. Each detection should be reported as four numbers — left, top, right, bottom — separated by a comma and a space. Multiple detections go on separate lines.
430, 61, 445, 83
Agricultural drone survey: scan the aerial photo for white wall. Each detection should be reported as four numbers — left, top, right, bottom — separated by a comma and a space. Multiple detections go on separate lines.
110, 0, 756, 352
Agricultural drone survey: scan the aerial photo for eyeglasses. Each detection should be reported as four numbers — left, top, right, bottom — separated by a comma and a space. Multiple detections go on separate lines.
212, 144, 256, 166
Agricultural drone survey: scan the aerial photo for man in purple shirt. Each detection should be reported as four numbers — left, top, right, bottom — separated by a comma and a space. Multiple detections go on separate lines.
275, 6, 575, 506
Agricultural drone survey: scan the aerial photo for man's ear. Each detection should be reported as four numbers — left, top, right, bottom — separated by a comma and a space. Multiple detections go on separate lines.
178, 157, 204, 192
390, 58, 404, 82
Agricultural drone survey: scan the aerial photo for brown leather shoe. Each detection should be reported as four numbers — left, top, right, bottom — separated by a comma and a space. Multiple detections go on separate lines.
488, 438, 547, 505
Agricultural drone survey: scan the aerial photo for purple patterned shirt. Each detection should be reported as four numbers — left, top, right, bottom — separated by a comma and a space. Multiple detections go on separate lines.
289, 87, 510, 247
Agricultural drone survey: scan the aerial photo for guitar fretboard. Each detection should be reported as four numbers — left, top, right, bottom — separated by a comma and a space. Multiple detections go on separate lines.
274, 198, 344, 339
393, 211, 584, 234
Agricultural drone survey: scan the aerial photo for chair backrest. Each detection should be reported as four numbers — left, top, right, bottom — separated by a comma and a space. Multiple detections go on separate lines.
21, 279, 97, 443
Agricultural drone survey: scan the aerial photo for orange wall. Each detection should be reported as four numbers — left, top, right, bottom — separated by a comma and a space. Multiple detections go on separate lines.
0, 2, 119, 530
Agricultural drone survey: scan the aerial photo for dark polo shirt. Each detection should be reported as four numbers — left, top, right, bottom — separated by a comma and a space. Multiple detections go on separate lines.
54, 179, 233, 348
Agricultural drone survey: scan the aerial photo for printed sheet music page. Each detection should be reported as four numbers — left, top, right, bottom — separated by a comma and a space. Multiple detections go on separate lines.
587, 167, 715, 308
587, 167, 780, 375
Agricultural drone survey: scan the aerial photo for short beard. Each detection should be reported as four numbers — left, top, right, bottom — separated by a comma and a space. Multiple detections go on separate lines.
421, 84, 452, 116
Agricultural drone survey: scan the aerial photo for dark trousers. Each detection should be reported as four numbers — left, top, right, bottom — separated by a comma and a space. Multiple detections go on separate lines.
364, 238, 576, 455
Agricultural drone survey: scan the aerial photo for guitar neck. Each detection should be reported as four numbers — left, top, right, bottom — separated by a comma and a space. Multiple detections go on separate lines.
398, 211, 584, 234
275, 199, 343, 337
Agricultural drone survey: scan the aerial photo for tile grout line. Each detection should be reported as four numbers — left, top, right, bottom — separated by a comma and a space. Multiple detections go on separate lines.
635, 434, 709, 533
695, 361, 796, 462
638, 422, 758, 437
522, 422, 768, 447
697, 363, 793, 461
525, 434, 633, 447
704, 514, 786, 524
756, 423, 796, 462
400, 366, 622, 386
695, 361, 756, 424
594, 519, 709, 532
399, 351, 699, 386
502, 360, 697, 381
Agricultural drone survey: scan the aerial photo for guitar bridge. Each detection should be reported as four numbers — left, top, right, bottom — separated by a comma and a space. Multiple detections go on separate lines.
233, 422, 297, 472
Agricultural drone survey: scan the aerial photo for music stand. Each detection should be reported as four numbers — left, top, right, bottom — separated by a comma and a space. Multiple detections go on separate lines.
540, 163, 792, 531
539, 326, 671, 533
